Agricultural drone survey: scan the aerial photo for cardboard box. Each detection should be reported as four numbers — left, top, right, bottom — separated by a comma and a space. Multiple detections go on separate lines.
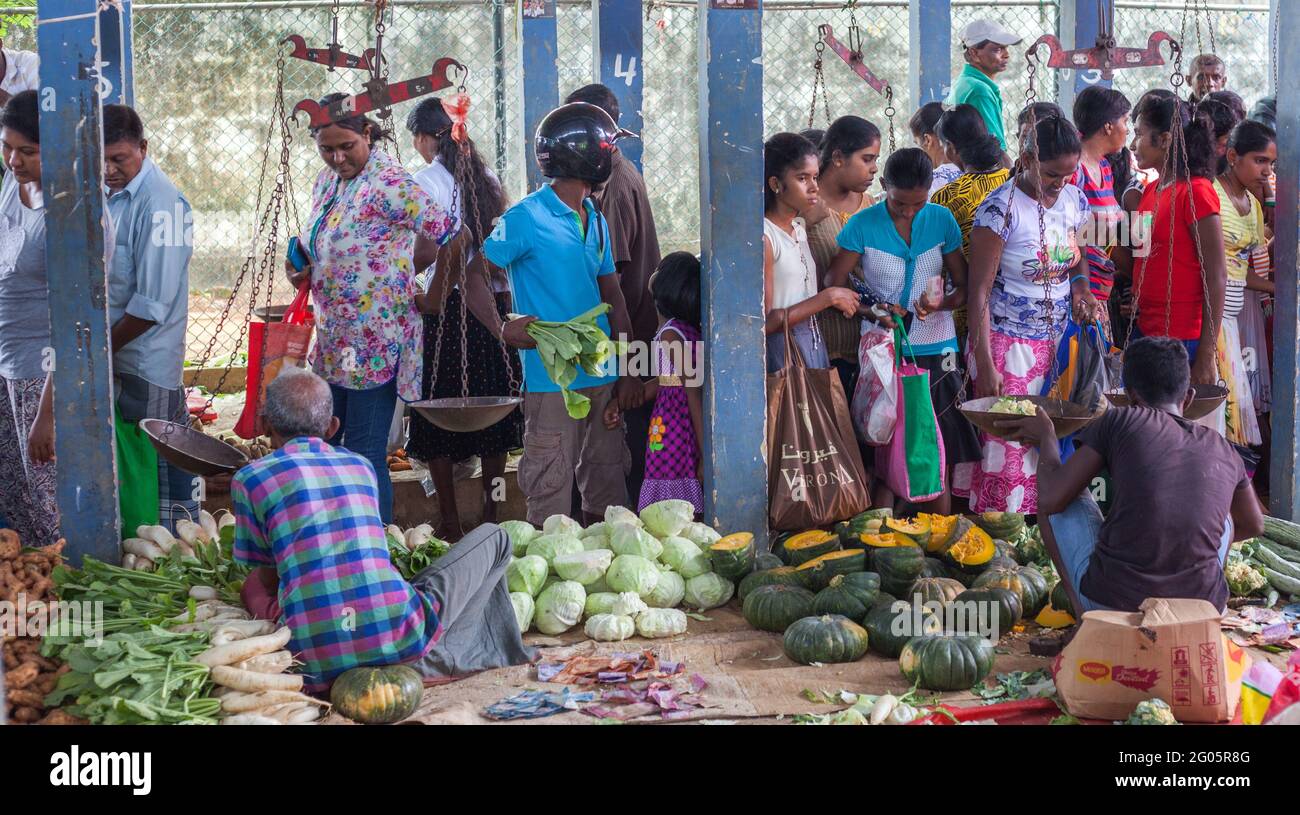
1053, 598, 1251, 723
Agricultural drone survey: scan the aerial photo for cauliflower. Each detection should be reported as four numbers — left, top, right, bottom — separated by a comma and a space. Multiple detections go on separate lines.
1011, 525, 1048, 567
1125, 699, 1180, 725
1225, 558, 1267, 597
989, 397, 1037, 416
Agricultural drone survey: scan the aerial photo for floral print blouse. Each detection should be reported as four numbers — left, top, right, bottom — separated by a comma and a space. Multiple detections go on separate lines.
303, 149, 457, 401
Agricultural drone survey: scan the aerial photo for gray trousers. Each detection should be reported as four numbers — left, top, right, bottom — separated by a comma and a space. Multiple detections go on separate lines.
410, 523, 538, 679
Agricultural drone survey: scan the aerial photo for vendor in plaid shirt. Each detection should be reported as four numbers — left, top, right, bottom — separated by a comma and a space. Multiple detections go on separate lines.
234, 367, 536, 694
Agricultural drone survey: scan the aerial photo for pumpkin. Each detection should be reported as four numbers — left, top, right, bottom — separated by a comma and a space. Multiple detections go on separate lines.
984, 555, 1021, 573
943, 524, 996, 572
919, 557, 950, 579
1050, 581, 1076, 616
769, 531, 796, 564
974, 511, 1026, 541
1035, 602, 1076, 629
812, 572, 880, 619
872, 590, 899, 608
754, 552, 784, 571
709, 532, 756, 581
906, 576, 966, 606
835, 511, 887, 547
783, 530, 840, 565
972, 565, 1050, 617
859, 507, 894, 522
898, 634, 996, 691
795, 549, 866, 590
738, 566, 808, 600
863, 601, 941, 657
742, 584, 816, 633
782, 614, 870, 665
330, 665, 424, 724
856, 532, 904, 549
884, 517, 931, 549
918, 513, 960, 553
871, 545, 927, 596
952, 587, 1022, 639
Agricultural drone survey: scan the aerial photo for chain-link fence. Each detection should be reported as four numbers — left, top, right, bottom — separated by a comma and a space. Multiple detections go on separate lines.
3, 0, 1278, 369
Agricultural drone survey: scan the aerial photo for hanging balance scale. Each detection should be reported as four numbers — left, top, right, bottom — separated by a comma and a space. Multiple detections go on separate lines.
143, 40, 305, 475
1097, 13, 1227, 419
809, 5, 898, 150
409, 94, 524, 434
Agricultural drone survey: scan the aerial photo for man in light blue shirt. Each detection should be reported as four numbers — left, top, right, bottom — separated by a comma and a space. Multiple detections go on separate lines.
103, 104, 197, 530
484, 102, 641, 526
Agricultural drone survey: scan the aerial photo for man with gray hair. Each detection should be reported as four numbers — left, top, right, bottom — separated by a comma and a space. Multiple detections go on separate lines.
233, 368, 535, 695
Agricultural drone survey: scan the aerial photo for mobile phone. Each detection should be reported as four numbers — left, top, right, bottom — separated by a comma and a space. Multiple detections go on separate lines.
287, 236, 310, 273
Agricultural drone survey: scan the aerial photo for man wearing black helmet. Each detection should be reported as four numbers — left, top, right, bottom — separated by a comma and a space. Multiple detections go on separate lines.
564, 83, 662, 503
485, 102, 641, 526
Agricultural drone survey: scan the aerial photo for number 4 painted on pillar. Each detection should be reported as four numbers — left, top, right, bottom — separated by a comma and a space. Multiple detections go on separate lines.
614, 54, 638, 87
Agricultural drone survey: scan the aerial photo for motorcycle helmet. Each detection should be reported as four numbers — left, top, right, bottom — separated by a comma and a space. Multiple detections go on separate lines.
534, 102, 636, 184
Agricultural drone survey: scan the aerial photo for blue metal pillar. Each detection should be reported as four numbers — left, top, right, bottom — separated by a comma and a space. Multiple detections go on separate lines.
1057, 0, 1113, 115
519, 0, 559, 191
36, 0, 119, 563
96, 0, 133, 106
698, 0, 766, 544
1270, 4, 1300, 519
592, 0, 643, 169
909, 0, 951, 106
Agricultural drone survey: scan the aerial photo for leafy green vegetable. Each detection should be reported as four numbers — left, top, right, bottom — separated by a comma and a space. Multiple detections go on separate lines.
519, 304, 620, 419
388, 535, 451, 579
973, 669, 1056, 704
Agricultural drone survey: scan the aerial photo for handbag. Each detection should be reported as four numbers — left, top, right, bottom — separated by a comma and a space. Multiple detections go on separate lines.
235, 284, 314, 439
880, 322, 945, 503
851, 322, 898, 445
767, 315, 871, 530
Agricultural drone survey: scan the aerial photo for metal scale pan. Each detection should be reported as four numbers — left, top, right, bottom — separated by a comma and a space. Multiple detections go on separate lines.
1103, 383, 1228, 420
409, 396, 522, 434
959, 395, 1100, 441
140, 419, 250, 477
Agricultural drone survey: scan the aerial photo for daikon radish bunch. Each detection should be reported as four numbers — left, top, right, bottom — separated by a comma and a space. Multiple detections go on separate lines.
120, 510, 227, 571
200, 624, 329, 725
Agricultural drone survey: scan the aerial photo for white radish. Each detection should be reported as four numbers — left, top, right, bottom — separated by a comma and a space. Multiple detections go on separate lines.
233, 650, 294, 673
386, 524, 404, 544
197, 627, 292, 667
133, 558, 155, 572
220, 690, 325, 714
211, 664, 304, 692
122, 537, 164, 561
870, 693, 897, 726
405, 523, 434, 550
286, 705, 322, 724
198, 509, 220, 542
221, 713, 282, 725
136, 524, 178, 553
122, 553, 139, 570
887, 703, 917, 725
260, 702, 321, 724
176, 518, 210, 546
209, 620, 274, 643
216, 510, 235, 531
188, 585, 218, 601
168, 600, 243, 624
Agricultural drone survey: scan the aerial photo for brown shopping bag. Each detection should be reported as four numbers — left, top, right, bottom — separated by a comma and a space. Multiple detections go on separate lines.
767, 317, 871, 531
235, 284, 313, 439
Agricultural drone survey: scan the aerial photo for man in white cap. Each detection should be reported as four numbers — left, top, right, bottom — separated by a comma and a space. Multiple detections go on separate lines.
945, 19, 1022, 168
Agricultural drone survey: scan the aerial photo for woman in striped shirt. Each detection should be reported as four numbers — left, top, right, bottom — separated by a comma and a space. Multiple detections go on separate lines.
1213, 120, 1276, 446
1070, 86, 1131, 334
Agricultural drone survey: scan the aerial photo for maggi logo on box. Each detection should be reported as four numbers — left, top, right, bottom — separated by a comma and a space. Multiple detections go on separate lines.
1079, 661, 1110, 682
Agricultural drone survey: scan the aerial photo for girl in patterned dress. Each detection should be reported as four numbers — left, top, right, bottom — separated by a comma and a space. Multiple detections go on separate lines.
606, 253, 705, 515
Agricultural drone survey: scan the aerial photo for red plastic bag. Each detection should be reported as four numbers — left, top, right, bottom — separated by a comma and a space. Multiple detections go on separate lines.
234, 285, 313, 439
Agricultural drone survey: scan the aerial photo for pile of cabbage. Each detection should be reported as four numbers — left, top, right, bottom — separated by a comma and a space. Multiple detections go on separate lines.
501, 500, 735, 641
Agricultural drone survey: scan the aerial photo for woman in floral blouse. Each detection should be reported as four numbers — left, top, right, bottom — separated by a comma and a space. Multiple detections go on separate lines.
287, 93, 458, 522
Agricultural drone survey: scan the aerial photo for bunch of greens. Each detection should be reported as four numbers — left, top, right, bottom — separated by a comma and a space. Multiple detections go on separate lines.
44, 626, 220, 724
387, 535, 451, 579
516, 303, 619, 419
973, 669, 1056, 704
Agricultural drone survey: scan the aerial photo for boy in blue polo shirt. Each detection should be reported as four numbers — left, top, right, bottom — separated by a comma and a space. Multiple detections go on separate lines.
486, 103, 642, 525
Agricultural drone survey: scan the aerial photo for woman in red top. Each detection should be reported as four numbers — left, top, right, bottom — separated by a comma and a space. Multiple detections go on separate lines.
1126, 94, 1227, 386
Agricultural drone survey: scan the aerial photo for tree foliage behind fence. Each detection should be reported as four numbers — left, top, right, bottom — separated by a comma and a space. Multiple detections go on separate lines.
4, 0, 1273, 366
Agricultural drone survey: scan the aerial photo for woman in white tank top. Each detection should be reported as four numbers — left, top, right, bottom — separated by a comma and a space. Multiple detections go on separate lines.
763, 133, 859, 373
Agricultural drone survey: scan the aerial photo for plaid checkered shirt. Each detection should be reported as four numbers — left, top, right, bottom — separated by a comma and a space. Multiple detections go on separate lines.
232, 437, 441, 692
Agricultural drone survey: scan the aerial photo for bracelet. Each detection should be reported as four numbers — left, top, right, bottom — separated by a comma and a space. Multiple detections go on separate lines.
1070, 275, 1088, 285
